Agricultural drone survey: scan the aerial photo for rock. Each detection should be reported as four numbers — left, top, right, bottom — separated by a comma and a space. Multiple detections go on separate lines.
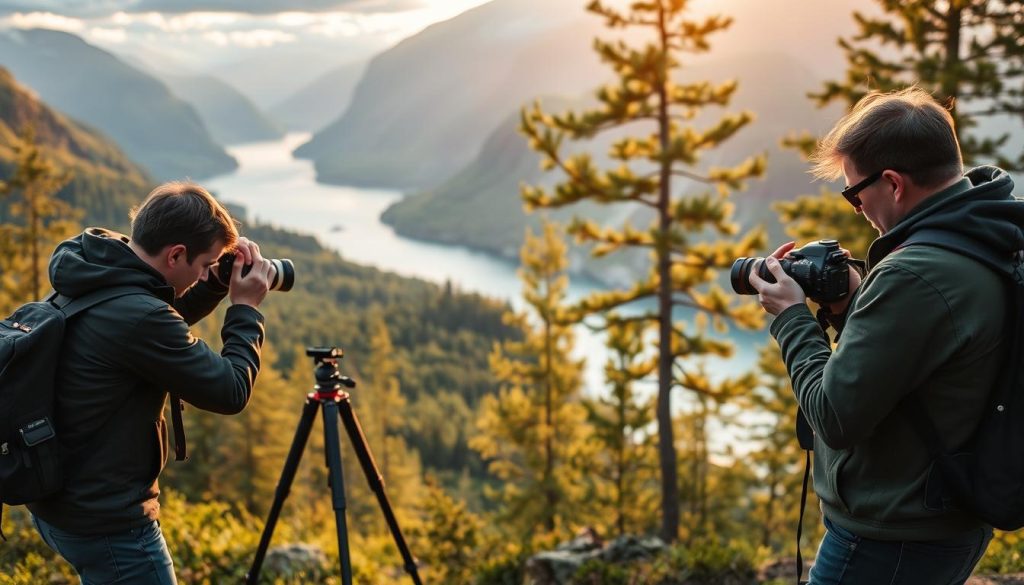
525, 531, 668, 585
263, 543, 328, 578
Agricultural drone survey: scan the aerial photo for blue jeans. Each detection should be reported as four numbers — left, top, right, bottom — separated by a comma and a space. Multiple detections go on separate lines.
32, 515, 177, 585
808, 516, 992, 585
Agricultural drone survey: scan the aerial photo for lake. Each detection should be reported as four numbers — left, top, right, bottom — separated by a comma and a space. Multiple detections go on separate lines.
206, 134, 767, 423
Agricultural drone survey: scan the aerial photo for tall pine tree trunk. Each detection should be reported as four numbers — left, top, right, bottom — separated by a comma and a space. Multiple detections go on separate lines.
655, 0, 679, 544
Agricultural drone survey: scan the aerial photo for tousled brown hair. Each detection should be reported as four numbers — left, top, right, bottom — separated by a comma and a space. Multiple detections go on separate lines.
130, 181, 239, 263
811, 87, 963, 188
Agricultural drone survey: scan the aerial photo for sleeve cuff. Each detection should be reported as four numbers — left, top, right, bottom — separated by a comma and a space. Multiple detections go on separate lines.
769, 303, 815, 339
226, 303, 264, 323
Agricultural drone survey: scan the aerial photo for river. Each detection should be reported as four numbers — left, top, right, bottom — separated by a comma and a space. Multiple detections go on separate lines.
206, 133, 765, 411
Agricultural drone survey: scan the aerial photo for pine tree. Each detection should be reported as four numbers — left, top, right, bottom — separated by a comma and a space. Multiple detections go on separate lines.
520, 0, 767, 541
814, 0, 1024, 170
742, 344, 821, 553
0, 127, 80, 310
470, 221, 591, 540
583, 317, 659, 537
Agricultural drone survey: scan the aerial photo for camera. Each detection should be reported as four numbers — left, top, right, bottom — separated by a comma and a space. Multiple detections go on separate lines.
730, 239, 850, 303
217, 253, 295, 292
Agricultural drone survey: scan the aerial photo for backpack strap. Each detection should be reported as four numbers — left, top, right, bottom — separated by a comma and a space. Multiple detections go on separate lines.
896, 228, 1021, 511
51, 286, 190, 462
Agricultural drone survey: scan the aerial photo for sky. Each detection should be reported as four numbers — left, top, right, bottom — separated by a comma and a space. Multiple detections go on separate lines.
0, 0, 494, 70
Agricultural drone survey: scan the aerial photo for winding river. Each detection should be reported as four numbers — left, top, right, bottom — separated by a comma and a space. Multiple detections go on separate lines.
206, 133, 763, 405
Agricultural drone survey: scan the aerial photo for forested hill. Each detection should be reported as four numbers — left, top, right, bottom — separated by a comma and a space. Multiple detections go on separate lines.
0, 66, 153, 226
0, 28, 237, 181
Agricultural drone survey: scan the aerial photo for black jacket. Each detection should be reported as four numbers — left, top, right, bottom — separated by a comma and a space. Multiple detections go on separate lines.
27, 228, 265, 535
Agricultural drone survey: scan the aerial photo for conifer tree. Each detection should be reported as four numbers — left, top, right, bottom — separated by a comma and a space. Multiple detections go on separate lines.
410, 476, 490, 585
743, 344, 821, 553
778, 2, 1024, 260
520, 0, 766, 541
359, 310, 422, 531
815, 0, 1024, 170
0, 127, 80, 310
583, 317, 659, 536
470, 221, 591, 539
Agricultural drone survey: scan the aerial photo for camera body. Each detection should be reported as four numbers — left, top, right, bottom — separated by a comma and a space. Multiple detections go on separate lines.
731, 239, 850, 303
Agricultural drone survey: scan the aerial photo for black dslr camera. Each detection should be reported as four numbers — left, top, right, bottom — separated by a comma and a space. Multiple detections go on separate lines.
730, 239, 849, 303
217, 253, 295, 292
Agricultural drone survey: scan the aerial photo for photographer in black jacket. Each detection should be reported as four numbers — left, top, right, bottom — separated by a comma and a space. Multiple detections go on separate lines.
28, 181, 271, 584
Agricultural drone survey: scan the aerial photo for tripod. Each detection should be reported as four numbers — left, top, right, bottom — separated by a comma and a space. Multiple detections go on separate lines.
246, 347, 422, 585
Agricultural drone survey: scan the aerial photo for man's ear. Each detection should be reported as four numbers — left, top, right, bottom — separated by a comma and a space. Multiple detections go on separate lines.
165, 244, 188, 268
882, 169, 907, 202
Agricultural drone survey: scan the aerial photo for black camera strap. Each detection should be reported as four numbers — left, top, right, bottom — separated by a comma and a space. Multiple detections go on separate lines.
170, 395, 187, 461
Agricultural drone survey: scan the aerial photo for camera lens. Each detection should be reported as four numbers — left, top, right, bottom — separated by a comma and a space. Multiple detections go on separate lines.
730, 257, 763, 295
268, 259, 294, 292
216, 254, 295, 292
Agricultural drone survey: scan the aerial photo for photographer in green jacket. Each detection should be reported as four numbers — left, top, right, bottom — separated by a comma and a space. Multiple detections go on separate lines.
28, 182, 272, 584
749, 88, 1024, 584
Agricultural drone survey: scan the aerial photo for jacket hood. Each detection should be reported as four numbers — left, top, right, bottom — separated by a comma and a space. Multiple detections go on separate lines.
49, 228, 174, 301
867, 166, 1023, 270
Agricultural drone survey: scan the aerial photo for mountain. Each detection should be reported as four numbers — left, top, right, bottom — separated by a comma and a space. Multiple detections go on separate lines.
0, 28, 236, 181
380, 51, 842, 284
294, 0, 611, 190
0, 66, 153, 227
159, 73, 283, 145
270, 59, 369, 133
211, 50, 373, 111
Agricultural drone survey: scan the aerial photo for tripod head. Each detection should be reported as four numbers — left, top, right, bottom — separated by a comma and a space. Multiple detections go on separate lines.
306, 346, 356, 399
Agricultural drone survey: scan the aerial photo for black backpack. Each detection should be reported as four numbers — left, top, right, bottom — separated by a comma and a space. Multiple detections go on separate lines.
896, 228, 1024, 530
0, 287, 149, 523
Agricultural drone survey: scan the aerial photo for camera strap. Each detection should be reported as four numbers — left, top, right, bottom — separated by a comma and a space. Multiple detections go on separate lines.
169, 394, 187, 462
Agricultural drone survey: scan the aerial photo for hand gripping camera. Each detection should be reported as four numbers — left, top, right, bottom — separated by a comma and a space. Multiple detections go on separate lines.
730, 239, 850, 303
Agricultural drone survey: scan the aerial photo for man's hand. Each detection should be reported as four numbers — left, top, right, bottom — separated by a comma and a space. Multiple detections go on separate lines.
748, 241, 806, 316
229, 239, 272, 308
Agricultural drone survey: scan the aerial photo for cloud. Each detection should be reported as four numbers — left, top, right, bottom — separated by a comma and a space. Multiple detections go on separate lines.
0, 0, 425, 17
0, 11, 85, 31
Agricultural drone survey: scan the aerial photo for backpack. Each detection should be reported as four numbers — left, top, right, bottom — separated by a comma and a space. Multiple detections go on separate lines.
0, 286, 150, 530
896, 228, 1024, 530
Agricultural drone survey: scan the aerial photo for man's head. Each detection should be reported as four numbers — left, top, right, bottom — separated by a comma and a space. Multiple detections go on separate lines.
810, 87, 964, 234
129, 181, 240, 296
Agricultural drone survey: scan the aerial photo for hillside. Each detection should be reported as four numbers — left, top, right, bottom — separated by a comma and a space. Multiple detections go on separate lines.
380, 52, 842, 284
0, 28, 236, 181
293, 0, 610, 190
0, 66, 153, 226
270, 59, 369, 133
159, 73, 283, 145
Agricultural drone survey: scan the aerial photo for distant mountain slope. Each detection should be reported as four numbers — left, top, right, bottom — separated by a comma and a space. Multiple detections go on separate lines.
0, 28, 236, 181
270, 59, 368, 133
380, 52, 841, 284
160, 73, 283, 145
0, 66, 153, 226
294, 0, 610, 190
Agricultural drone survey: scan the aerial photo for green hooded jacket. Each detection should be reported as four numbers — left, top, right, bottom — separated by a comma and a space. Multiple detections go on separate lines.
771, 166, 1023, 540
27, 228, 265, 535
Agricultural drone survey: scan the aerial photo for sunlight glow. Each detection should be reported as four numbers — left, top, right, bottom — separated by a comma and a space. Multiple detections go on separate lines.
1, 11, 85, 32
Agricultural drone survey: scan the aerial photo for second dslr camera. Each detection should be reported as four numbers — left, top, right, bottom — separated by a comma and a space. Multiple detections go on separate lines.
731, 239, 849, 303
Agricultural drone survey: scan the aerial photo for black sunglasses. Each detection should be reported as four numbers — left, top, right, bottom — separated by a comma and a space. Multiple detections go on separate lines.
841, 171, 883, 207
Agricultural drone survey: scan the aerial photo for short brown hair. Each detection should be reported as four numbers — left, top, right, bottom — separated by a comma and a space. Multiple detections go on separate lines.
130, 181, 239, 263
811, 87, 963, 188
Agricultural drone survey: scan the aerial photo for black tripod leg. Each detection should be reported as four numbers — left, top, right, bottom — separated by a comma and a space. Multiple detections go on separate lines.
322, 399, 354, 585
337, 397, 423, 585
246, 396, 320, 585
